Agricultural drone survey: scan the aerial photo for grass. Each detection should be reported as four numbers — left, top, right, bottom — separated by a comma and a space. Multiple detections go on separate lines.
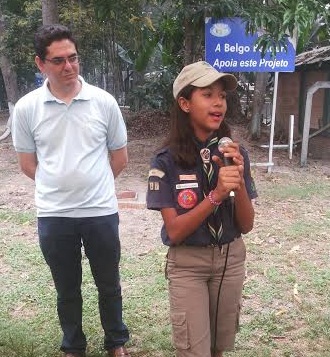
0, 213, 172, 357
264, 180, 330, 200
0, 169, 330, 357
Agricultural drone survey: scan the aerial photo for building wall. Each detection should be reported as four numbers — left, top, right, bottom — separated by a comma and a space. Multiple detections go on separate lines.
277, 70, 328, 138
276, 72, 301, 139
277, 69, 330, 160
301, 71, 327, 131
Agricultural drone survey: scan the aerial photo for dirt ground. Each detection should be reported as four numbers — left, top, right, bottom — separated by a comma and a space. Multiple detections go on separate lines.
1, 109, 330, 257
2, 108, 330, 357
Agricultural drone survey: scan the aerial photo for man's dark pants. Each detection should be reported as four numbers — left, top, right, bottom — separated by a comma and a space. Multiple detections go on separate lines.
38, 214, 129, 354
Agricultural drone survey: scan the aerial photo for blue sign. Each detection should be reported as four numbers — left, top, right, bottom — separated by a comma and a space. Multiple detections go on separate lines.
205, 17, 296, 72
35, 72, 44, 88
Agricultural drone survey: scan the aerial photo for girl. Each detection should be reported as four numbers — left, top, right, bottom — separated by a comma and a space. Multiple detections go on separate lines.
147, 61, 257, 357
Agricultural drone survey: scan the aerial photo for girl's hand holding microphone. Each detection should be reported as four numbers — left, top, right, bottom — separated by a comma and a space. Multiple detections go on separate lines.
211, 140, 245, 202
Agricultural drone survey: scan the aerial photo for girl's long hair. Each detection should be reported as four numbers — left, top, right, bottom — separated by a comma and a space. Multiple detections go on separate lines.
163, 84, 232, 168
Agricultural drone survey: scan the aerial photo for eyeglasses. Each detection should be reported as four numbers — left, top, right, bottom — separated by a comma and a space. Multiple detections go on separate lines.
44, 55, 79, 66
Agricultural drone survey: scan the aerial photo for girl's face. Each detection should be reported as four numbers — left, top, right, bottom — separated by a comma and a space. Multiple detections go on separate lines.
178, 80, 227, 142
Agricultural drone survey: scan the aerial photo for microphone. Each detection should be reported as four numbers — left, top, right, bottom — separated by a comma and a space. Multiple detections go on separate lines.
218, 137, 235, 202
218, 137, 234, 166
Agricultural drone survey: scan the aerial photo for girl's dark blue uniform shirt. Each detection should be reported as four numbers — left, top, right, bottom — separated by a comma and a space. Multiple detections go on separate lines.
147, 146, 257, 246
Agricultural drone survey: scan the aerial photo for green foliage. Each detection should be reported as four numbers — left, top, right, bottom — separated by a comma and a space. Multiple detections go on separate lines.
92, 0, 141, 22
134, 35, 159, 72
0, 0, 329, 108
127, 65, 175, 111
2, 1, 41, 92
59, 1, 106, 79
92, 0, 147, 60
0, 0, 26, 15
242, 0, 329, 54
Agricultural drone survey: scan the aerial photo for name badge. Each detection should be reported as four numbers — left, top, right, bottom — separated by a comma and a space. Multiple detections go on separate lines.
176, 182, 198, 190
179, 174, 197, 181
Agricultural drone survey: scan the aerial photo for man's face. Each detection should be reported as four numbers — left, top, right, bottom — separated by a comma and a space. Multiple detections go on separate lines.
35, 39, 79, 89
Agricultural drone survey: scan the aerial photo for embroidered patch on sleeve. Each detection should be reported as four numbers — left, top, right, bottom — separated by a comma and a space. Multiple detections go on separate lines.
177, 189, 198, 209
148, 168, 165, 178
149, 181, 160, 191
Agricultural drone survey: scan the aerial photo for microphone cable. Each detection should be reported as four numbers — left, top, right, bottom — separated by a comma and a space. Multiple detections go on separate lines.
211, 138, 236, 354
212, 241, 230, 355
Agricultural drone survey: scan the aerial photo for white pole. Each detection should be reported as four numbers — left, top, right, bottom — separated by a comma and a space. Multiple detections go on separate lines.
288, 114, 294, 159
251, 162, 275, 167
260, 144, 288, 148
267, 72, 279, 173
301, 82, 330, 166
301, 87, 314, 166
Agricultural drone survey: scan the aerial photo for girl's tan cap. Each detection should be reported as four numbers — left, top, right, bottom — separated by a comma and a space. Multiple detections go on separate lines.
173, 61, 237, 99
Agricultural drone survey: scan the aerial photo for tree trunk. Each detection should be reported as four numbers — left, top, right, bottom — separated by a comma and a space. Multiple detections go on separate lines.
105, 26, 124, 101
42, 0, 59, 25
250, 72, 268, 140
183, 18, 194, 65
183, 17, 204, 65
0, 16, 19, 104
226, 90, 246, 124
0, 55, 19, 104
0, 13, 19, 140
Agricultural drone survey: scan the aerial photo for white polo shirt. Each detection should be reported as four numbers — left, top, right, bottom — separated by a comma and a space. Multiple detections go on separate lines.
12, 76, 127, 217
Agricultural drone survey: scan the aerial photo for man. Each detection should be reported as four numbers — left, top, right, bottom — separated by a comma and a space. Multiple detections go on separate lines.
11, 24, 131, 357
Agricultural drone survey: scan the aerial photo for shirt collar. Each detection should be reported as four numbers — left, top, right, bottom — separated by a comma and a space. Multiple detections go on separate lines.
194, 134, 219, 149
42, 75, 91, 103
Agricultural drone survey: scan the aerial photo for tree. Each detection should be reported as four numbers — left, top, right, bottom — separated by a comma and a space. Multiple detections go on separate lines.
90, 0, 147, 101
0, 3, 20, 105
240, 0, 330, 139
249, 72, 269, 140
158, 1, 250, 119
1, 0, 328, 121
0, 7, 20, 141
42, 0, 59, 24
157, 0, 330, 132
0, 17, 19, 104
